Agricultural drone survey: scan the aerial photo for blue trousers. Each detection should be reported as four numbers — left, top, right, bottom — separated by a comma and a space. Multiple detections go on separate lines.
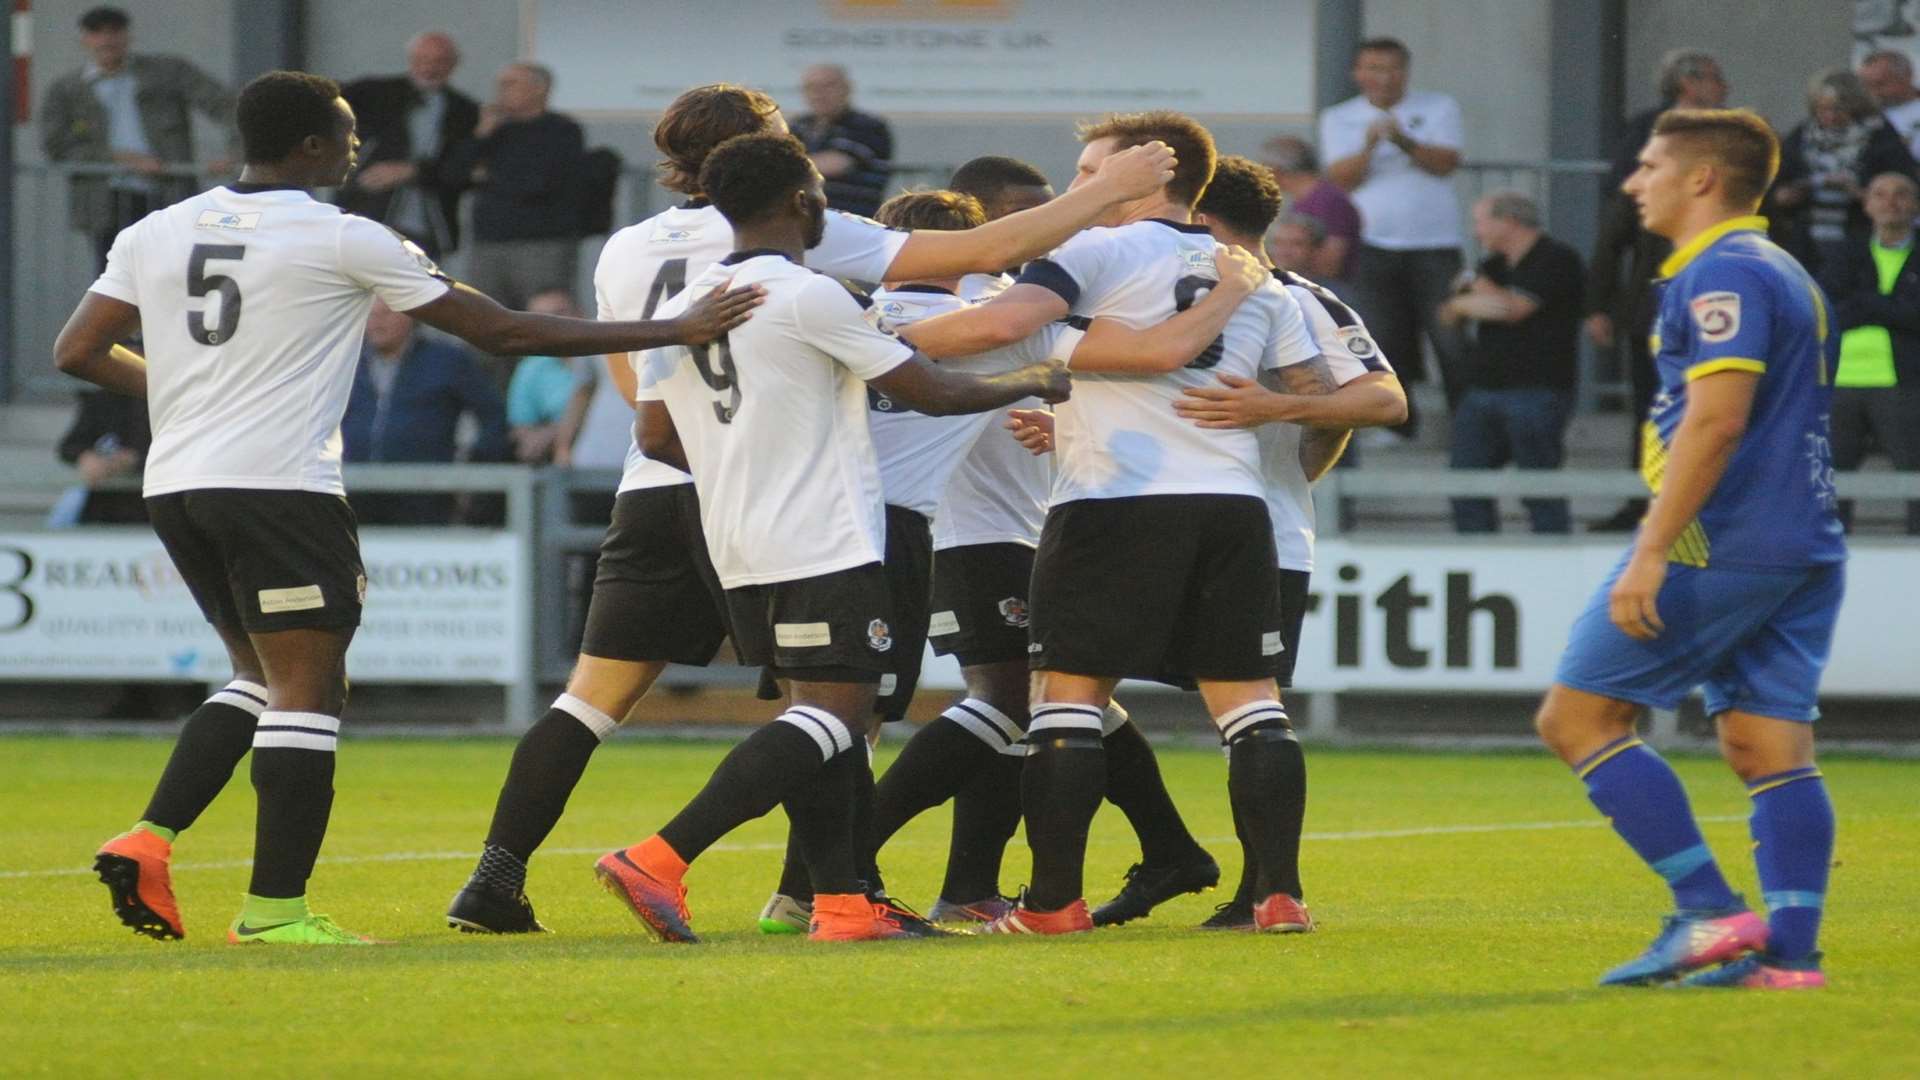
1448, 387, 1573, 534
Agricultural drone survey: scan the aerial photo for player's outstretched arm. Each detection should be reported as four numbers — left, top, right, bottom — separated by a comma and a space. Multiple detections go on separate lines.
882, 142, 1176, 281
868, 355, 1071, 417
54, 293, 149, 398
406, 281, 764, 358
893, 283, 1070, 359
1174, 368, 1407, 430
1068, 245, 1268, 373
1608, 369, 1759, 640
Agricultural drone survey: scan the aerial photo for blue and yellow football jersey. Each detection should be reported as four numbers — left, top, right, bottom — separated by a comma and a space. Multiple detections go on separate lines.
1641, 215, 1845, 570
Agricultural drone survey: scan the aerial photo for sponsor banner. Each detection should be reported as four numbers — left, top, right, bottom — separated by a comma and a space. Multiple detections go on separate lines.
918, 540, 1913, 696
0, 531, 524, 683
527, 0, 1316, 118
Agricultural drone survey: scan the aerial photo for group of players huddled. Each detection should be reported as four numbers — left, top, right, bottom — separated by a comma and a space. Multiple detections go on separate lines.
64, 69, 1842, 989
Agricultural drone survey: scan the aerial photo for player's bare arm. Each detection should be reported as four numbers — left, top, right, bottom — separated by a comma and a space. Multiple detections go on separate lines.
1608, 369, 1760, 641
1173, 365, 1408, 430
1067, 246, 1268, 374
1261, 361, 1358, 481
893, 283, 1070, 358
882, 142, 1176, 281
604, 353, 640, 405
53, 293, 149, 398
866, 354, 1071, 416
405, 280, 764, 358
636, 400, 690, 472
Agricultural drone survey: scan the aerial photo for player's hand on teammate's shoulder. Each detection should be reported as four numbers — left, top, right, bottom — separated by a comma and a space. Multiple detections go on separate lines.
1173, 372, 1286, 429
670, 280, 766, 345
1213, 243, 1268, 297
1090, 140, 1178, 201
1006, 407, 1055, 455
1023, 358, 1073, 405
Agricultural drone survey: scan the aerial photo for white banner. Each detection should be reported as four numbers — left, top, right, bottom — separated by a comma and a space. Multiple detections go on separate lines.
1273, 540, 1904, 696
916, 540, 1915, 697
0, 531, 525, 684
527, 0, 1317, 118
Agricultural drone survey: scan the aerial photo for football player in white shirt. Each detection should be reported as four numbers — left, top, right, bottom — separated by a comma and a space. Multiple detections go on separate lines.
898, 111, 1324, 935
754, 187, 1268, 931
593, 133, 1073, 944
450, 84, 1177, 934
1097, 155, 1408, 931
56, 71, 760, 947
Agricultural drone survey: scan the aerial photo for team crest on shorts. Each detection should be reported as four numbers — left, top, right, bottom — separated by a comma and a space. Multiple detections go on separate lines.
355, 574, 368, 605
997, 596, 1029, 627
867, 619, 894, 652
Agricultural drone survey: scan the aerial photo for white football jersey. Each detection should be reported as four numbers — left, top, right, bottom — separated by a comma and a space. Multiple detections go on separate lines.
636, 253, 912, 589
595, 202, 910, 495
958, 271, 1012, 304
1260, 271, 1395, 571
866, 285, 1078, 521
89, 185, 451, 497
1017, 219, 1319, 503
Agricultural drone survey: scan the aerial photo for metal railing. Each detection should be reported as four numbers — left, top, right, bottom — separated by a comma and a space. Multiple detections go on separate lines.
8, 461, 1919, 733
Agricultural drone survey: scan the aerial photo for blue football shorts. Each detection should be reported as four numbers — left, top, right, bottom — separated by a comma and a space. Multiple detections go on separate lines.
1554, 554, 1845, 722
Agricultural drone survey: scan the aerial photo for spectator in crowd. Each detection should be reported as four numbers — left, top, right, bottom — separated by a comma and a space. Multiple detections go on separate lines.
794, 64, 893, 216
341, 300, 508, 524
505, 289, 594, 464
336, 31, 480, 260
1770, 69, 1918, 282
1859, 48, 1920, 160
53, 389, 199, 717
1320, 37, 1466, 439
1605, 49, 1728, 190
1261, 134, 1360, 284
455, 62, 586, 320
1587, 47, 1729, 532
40, 6, 235, 267
1436, 191, 1585, 535
52, 388, 149, 526
1266, 211, 1327, 277
1828, 171, 1920, 534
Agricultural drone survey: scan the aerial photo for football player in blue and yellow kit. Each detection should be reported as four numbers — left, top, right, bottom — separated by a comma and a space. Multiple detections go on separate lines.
1535, 110, 1844, 989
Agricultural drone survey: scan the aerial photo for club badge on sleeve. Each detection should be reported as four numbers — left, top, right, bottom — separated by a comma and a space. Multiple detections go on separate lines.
1689, 291, 1741, 343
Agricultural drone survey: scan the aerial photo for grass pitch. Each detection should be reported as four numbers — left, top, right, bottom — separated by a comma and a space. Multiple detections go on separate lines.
2, 734, 1918, 1078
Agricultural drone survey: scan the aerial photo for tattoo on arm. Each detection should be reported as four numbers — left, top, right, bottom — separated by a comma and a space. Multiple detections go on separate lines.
1276, 357, 1338, 397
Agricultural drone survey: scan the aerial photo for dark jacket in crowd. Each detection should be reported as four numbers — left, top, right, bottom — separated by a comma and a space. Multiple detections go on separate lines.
39, 54, 236, 232
1467, 234, 1587, 392
453, 112, 586, 243
341, 337, 508, 464
794, 108, 893, 217
57, 389, 151, 524
335, 76, 481, 255
1828, 235, 1920, 385
1771, 121, 1918, 274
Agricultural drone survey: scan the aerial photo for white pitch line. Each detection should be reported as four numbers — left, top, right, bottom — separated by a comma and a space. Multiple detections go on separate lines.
0, 815, 1752, 881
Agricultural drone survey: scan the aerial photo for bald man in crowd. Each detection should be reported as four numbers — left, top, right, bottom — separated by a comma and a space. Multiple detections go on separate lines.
454, 61, 587, 328
794, 64, 894, 216
338, 31, 480, 259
